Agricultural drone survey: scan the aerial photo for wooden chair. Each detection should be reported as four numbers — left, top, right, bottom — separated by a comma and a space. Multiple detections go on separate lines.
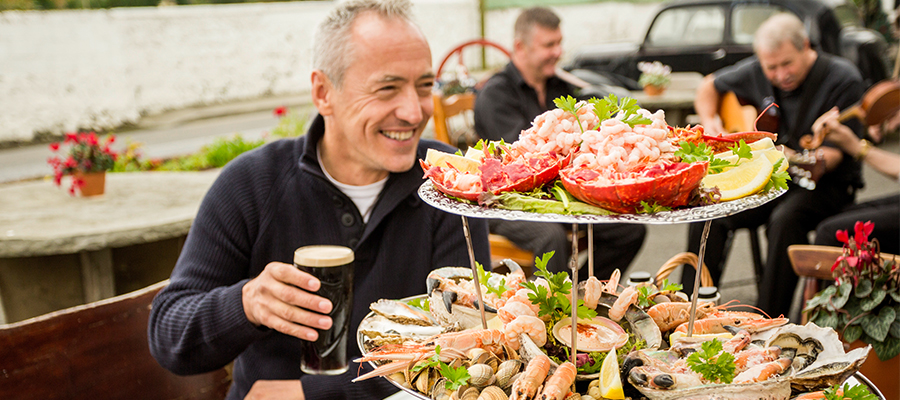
0, 280, 232, 400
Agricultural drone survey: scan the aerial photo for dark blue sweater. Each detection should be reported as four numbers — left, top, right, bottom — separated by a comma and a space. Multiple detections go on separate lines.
148, 115, 491, 399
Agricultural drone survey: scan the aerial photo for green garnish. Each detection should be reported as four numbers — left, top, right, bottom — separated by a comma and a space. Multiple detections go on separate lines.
633, 278, 683, 308
477, 262, 509, 298
731, 140, 753, 159
637, 201, 671, 214
763, 158, 791, 192
824, 383, 878, 400
407, 297, 429, 312
587, 94, 652, 128
675, 140, 755, 174
553, 95, 585, 133
481, 191, 615, 215
410, 345, 470, 391
659, 278, 683, 292
520, 252, 597, 321
686, 340, 736, 383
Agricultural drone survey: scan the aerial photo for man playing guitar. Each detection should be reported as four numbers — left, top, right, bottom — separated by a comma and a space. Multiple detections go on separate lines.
686, 12, 866, 320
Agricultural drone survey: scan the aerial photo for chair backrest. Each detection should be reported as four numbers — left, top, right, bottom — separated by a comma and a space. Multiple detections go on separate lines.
0, 280, 231, 400
432, 92, 476, 145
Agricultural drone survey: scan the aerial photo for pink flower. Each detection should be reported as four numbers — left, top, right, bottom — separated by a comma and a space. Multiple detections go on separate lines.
49, 142, 60, 151
273, 106, 288, 117
64, 133, 78, 143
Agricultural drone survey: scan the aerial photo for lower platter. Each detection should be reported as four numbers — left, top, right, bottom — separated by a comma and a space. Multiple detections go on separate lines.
417, 181, 787, 225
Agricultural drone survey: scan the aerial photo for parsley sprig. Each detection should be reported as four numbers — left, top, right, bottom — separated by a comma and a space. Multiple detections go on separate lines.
520, 252, 597, 321
476, 262, 510, 298
407, 297, 429, 312
553, 95, 586, 133
410, 345, 470, 391
685, 340, 736, 383
637, 201, 671, 214
634, 279, 683, 308
823, 383, 877, 400
674, 141, 734, 174
763, 158, 790, 192
588, 94, 652, 129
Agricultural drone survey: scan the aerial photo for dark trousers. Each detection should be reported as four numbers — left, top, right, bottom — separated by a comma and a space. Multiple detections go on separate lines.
814, 194, 899, 255
489, 219, 646, 280
684, 182, 854, 319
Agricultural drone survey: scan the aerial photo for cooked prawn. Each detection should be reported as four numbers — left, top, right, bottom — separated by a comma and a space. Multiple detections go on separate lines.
603, 269, 621, 294
503, 315, 547, 350
647, 301, 716, 332
583, 276, 603, 310
733, 358, 791, 383
673, 316, 789, 335
538, 361, 577, 400
498, 299, 537, 324
509, 354, 551, 400
608, 286, 638, 321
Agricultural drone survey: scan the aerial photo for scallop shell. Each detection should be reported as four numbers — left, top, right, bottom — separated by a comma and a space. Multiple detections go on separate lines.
370, 299, 436, 326
431, 378, 453, 400
477, 386, 508, 400
467, 364, 496, 387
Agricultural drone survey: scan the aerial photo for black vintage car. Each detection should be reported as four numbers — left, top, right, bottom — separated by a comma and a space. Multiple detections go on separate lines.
565, 0, 890, 90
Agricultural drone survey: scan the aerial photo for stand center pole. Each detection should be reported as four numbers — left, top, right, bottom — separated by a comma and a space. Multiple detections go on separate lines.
461, 216, 488, 329
686, 219, 712, 337
570, 223, 579, 364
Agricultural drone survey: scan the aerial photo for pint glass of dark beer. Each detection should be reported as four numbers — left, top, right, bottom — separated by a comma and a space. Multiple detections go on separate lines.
294, 245, 354, 375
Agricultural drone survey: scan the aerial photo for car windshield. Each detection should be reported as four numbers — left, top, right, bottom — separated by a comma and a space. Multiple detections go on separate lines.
646, 6, 724, 47
731, 4, 787, 45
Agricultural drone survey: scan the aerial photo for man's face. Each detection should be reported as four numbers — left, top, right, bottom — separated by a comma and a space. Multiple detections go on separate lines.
757, 40, 813, 92
322, 14, 434, 177
520, 25, 563, 82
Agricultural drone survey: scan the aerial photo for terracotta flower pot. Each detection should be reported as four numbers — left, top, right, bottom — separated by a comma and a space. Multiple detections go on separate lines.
642, 84, 665, 96
74, 171, 106, 197
846, 339, 899, 399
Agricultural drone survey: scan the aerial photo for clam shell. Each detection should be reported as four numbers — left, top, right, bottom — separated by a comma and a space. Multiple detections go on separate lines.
467, 364, 496, 387
495, 359, 524, 389
370, 299, 435, 326
460, 387, 480, 400
431, 378, 452, 400
477, 386, 508, 400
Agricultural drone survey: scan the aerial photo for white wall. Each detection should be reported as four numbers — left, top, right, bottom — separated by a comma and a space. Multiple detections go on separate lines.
0, 0, 658, 143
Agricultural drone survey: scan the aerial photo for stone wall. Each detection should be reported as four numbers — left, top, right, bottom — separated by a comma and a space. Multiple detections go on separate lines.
0, 0, 659, 143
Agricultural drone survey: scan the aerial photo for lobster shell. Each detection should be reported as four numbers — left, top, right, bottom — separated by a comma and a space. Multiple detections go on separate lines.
560, 161, 709, 213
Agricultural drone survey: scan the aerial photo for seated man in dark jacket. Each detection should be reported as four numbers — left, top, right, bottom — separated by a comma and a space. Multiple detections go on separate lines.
147, 1, 490, 399
474, 6, 645, 278
689, 13, 865, 318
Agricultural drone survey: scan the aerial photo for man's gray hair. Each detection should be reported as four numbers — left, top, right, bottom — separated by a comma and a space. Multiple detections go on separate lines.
754, 13, 808, 54
514, 7, 561, 44
313, 0, 415, 88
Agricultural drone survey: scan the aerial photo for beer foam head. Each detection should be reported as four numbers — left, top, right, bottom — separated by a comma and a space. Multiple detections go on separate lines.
294, 245, 354, 267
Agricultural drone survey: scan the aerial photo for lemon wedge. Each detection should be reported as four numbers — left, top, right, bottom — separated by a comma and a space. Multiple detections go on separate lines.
702, 155, 774, 201
424, 148, 480, 174
463, 147, 485, 162
761, 148, 788, 173
599, 349, 624, 399
748, 137, 775, 151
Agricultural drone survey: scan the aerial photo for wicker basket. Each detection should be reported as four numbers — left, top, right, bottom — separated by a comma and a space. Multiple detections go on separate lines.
654, 252, 714, 288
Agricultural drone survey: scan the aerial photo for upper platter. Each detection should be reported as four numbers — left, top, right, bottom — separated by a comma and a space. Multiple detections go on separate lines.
417, 181, 787, 225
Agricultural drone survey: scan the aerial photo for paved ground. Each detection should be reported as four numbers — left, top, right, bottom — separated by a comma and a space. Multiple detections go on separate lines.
2, 94, 897, 321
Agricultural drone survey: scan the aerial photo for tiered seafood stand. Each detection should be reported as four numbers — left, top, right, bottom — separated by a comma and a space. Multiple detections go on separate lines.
356, 103, 885, 398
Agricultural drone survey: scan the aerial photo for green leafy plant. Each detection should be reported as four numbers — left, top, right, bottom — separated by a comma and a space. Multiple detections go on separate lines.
805, 221, 900, 361
269, 106, 310, 139
686, 339, 736, 383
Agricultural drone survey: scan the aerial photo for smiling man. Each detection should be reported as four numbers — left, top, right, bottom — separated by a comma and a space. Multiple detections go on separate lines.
689, 13, 865, 319
147, 1, 490, 399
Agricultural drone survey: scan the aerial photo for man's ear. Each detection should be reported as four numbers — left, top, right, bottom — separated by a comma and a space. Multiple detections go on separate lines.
311, 70, 334, 116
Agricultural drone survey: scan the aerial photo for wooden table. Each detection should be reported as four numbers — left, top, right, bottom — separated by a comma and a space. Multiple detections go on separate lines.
0, 171, 218, 323
630, 88, 697, 127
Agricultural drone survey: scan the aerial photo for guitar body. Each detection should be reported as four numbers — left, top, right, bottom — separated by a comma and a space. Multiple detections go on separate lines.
718, 91, 779, 133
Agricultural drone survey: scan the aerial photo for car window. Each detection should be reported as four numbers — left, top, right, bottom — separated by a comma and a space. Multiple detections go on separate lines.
646, 6, 724, 47
731, 5, 788, 45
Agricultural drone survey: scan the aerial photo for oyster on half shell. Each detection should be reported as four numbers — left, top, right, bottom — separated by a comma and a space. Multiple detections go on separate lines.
370, 299, 436, 326
552, 316, 628, 352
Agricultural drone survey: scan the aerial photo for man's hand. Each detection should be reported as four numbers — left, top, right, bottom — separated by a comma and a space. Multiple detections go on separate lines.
242, 262, 333, 341
809, 107, 847, 171
694, 75, 725, 136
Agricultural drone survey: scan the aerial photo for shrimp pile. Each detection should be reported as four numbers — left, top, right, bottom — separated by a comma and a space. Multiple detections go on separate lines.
511, 104, 600, 158
571, 109, 677, 173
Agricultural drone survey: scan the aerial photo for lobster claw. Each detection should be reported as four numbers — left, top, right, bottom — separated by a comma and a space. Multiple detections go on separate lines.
442, 291, 457, 314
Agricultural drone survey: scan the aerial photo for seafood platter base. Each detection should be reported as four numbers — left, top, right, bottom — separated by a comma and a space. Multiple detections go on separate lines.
417, 182, 787, 225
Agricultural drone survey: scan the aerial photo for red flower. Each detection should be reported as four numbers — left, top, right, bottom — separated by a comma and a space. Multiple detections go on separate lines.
835, 229, 849, 245
49, 142, 60, 151
273, 106, 288, 117
64, 133, 78, 143
853, 220, 874, 246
